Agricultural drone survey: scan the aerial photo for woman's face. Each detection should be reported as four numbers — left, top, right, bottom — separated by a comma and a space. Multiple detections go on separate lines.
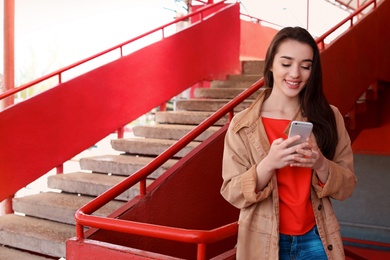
270, 39, 313, 99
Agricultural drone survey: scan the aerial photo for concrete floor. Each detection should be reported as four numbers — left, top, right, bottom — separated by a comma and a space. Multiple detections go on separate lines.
333, 154, 390, 244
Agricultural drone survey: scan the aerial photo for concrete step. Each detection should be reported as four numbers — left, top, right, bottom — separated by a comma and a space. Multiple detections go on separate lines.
0, 246, 54, 260
175, 99, 253, 112
242, 60, 264, 74
194, 87, 261, 99
0, 214, 75, 258
155, 111, 228, 126
79, 154, 179, 178
111, 138, 201, 158
226, 73, 262, 82
47, 172, 152, 201
13, 192, 125, 225
133, 124, 221, 141
210, 79, 258, 89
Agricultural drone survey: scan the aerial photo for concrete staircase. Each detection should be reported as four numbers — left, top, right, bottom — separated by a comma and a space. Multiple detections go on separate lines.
0, 60, 263, 259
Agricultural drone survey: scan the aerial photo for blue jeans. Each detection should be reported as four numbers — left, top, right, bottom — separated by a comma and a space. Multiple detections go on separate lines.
279, 225, 327, 260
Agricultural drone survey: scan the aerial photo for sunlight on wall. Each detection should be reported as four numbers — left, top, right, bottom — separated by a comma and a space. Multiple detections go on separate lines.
0, 0, 177, 87
239, 0, 350, 38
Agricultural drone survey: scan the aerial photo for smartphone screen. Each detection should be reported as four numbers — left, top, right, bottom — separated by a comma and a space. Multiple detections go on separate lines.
288, 121, 313, 147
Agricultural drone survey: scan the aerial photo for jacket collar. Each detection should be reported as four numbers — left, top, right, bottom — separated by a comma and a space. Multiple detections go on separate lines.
231, 88, 306, 135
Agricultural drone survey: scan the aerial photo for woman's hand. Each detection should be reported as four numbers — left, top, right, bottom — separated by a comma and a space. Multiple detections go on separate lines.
255, 135, 303, 191
290, 137, 330, 183
264, 136, 305, 170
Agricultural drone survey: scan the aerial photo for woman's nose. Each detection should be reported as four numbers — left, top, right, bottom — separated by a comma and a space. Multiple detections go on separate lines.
290, 65, 300, 78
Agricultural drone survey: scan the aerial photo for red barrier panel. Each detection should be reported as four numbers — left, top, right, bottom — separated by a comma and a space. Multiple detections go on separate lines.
321, 0, 390, 115
0, 2, 240, 202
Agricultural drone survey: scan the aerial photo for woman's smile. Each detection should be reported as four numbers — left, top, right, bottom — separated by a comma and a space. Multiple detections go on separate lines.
285, 80, 301, 89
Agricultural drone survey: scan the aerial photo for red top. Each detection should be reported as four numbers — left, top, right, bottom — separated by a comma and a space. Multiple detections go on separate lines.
262, 117, 315, 235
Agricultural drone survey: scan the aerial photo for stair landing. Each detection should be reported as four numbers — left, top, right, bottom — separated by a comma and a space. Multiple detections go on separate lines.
352, 84, 390, 155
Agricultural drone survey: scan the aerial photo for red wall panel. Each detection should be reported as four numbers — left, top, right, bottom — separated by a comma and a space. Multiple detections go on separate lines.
240, 21, 278, 60
321, 1, 390, 115
0, 3, 241, 201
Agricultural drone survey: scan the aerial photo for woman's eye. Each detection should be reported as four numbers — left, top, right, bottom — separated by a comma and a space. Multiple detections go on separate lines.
282, 64, 291, 67
301, 66, 311, 70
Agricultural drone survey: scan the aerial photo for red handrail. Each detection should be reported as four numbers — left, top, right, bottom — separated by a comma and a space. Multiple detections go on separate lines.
316, 0, 377, 50
75, 78, 263, 259
0, 1, 227, 102
76, 214, 238, 245
72, 1, 376, 259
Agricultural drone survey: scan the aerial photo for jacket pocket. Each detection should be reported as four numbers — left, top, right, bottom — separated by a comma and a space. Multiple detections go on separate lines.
238, 205, 273, 234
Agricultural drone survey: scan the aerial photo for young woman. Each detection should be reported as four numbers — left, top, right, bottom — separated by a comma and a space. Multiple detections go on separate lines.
221, 27, 356, 259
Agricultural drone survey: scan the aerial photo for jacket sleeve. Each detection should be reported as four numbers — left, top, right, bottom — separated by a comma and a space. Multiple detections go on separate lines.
220, 117, 273, 209
312, 106, 356, 200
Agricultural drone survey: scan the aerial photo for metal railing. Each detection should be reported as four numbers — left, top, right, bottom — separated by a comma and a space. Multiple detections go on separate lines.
0, 1, 228, 102
316, 0, 377, 50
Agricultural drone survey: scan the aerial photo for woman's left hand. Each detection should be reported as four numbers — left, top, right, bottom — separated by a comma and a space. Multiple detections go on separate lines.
290, 138, 329, 183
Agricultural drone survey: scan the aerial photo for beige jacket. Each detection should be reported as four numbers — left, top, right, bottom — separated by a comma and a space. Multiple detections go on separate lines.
221, 89, 356, 260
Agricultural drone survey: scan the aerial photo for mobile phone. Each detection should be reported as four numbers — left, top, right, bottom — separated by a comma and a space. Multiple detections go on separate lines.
288, 121, 313, 147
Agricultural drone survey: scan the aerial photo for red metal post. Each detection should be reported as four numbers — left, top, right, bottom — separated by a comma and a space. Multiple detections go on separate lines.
197, 243, 207, 260
76, 224, 85, 239
2, 0, 15, 108
0, 0, 15, 216
56, 164, 64, 174
117, 126, 125, 139
159, 102, 167, 112
139, 179, 147, 196
0, 195, 14, 215
228, 111, 234, 122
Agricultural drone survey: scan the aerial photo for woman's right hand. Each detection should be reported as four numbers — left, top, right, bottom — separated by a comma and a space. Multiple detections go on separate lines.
255, 135, 302, 190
